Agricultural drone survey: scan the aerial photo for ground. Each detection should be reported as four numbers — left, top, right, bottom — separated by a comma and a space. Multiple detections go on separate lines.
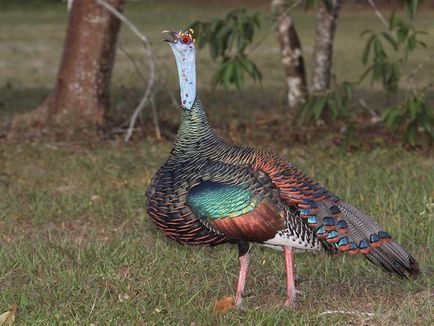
0, 1, 433, 325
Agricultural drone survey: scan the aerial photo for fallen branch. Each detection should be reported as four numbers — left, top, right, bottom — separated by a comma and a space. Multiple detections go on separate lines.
319, 309, 376, 318
97, 0, 156, 142
359, 98, 381, 123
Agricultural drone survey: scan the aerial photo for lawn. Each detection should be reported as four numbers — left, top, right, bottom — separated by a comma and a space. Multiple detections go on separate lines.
0, 1, 433, 325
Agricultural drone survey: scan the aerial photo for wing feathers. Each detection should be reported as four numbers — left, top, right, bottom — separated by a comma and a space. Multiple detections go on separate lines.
185, 162, 289, 242
209, 199, 285, 242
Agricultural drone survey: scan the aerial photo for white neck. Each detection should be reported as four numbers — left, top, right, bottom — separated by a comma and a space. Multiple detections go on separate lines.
172, 46, 196, 110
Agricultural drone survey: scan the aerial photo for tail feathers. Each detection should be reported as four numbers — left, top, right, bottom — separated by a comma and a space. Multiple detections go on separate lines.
366, 242, 420, 277
337, 203, 420, 278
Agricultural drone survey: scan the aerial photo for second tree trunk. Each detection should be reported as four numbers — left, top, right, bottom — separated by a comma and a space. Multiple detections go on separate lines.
311, 0, 343, 93
272, 0, 307, 110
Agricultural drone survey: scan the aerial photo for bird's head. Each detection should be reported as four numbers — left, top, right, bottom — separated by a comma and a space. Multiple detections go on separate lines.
162, 29, 196, 61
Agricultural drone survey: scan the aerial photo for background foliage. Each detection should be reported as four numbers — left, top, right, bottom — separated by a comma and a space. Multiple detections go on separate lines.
189, 1, 432, 146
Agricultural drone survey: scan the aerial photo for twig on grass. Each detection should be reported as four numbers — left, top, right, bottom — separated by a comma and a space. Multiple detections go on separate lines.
88, 288, 99, 318
319, 309, 376, 318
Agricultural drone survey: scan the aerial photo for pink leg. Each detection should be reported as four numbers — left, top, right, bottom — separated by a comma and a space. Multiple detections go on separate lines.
283, 246, 296, 307
235, 251, 251, 306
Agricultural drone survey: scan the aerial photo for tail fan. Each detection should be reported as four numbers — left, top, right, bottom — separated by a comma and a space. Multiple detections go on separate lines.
338, 203, 420, 278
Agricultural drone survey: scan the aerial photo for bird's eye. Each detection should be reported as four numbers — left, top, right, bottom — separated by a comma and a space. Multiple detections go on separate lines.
181, 36, 191, 44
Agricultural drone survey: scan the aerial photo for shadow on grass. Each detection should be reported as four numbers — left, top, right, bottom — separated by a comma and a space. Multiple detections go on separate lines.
0, 86, 49, 118
1, 85, 433, 148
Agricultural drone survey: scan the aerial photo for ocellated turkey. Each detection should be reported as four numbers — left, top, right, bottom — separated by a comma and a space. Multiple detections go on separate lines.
147, 29, 420, 307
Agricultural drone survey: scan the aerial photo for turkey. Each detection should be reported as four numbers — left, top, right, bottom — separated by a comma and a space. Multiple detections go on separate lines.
147, 28, 420, 307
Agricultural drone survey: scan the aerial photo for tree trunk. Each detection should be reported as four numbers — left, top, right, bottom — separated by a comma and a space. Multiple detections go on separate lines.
271, 0, 308, 110
13, 0, 125, 139
311, 0, 343, 93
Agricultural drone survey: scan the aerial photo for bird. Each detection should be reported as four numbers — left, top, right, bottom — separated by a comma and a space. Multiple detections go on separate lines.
147, 28, 420, 307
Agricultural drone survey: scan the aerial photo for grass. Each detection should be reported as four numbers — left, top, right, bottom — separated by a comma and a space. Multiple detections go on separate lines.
0, 1, 434, 325
0, 143, 433, 324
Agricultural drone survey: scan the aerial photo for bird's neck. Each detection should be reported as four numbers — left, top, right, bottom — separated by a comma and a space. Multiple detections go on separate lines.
173, 49, 196, 109
172, 98, 218, 155
171, 49, 218, 155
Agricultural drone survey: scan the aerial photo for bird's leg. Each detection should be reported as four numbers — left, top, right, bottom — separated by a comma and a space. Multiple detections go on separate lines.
235, 241, 251, 306
283, 246, 296, 307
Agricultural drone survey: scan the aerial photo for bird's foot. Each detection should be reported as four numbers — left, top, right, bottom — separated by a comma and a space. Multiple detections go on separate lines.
282, 296, 296, 308
235, 290, 254, 308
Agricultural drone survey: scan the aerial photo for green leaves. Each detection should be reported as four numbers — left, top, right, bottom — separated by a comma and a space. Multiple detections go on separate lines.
360, 13, 428, 95
191, 8, 262, 90
360, 5, 430, 145
297, 82, 353, 125
381, 32, 398, 50
399, 0, 422, 18
389, 13, 427, 57
383, 92, 434, 146
212, 55, 261, 90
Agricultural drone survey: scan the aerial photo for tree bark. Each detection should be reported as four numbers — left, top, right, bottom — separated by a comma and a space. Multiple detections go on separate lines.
13, 0, 125, 139
271, 0, 308, 110
311, 0, 343, 93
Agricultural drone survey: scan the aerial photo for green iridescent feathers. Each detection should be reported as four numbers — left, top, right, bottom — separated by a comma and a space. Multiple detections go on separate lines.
187, 181, 262, 220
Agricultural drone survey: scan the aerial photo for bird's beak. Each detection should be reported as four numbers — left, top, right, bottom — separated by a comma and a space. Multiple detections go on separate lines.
161, 30, 178, 44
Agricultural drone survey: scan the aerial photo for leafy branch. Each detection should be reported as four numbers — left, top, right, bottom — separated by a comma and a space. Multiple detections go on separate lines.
360, 13, 427, 94
383, 92, 433, 146
297, 82, 353, 125
191, 8, 262, 90
362, 0, 432, 146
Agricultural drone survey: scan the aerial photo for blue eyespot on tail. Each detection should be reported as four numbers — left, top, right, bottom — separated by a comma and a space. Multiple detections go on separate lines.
336, 220, 349, 233
307, 216, 318, 227
326, 230, 339, 243
322, 217, 335, 231
348, 241, 359, 255
337, 236, 351, 251
316, 226, 328, 239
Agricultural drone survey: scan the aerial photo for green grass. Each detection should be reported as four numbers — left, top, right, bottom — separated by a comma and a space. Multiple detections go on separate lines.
0, 142, 433, 324
0, 2, 434, 325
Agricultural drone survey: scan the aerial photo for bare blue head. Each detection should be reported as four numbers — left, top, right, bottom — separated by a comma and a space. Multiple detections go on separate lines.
163, 29, 196, 110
